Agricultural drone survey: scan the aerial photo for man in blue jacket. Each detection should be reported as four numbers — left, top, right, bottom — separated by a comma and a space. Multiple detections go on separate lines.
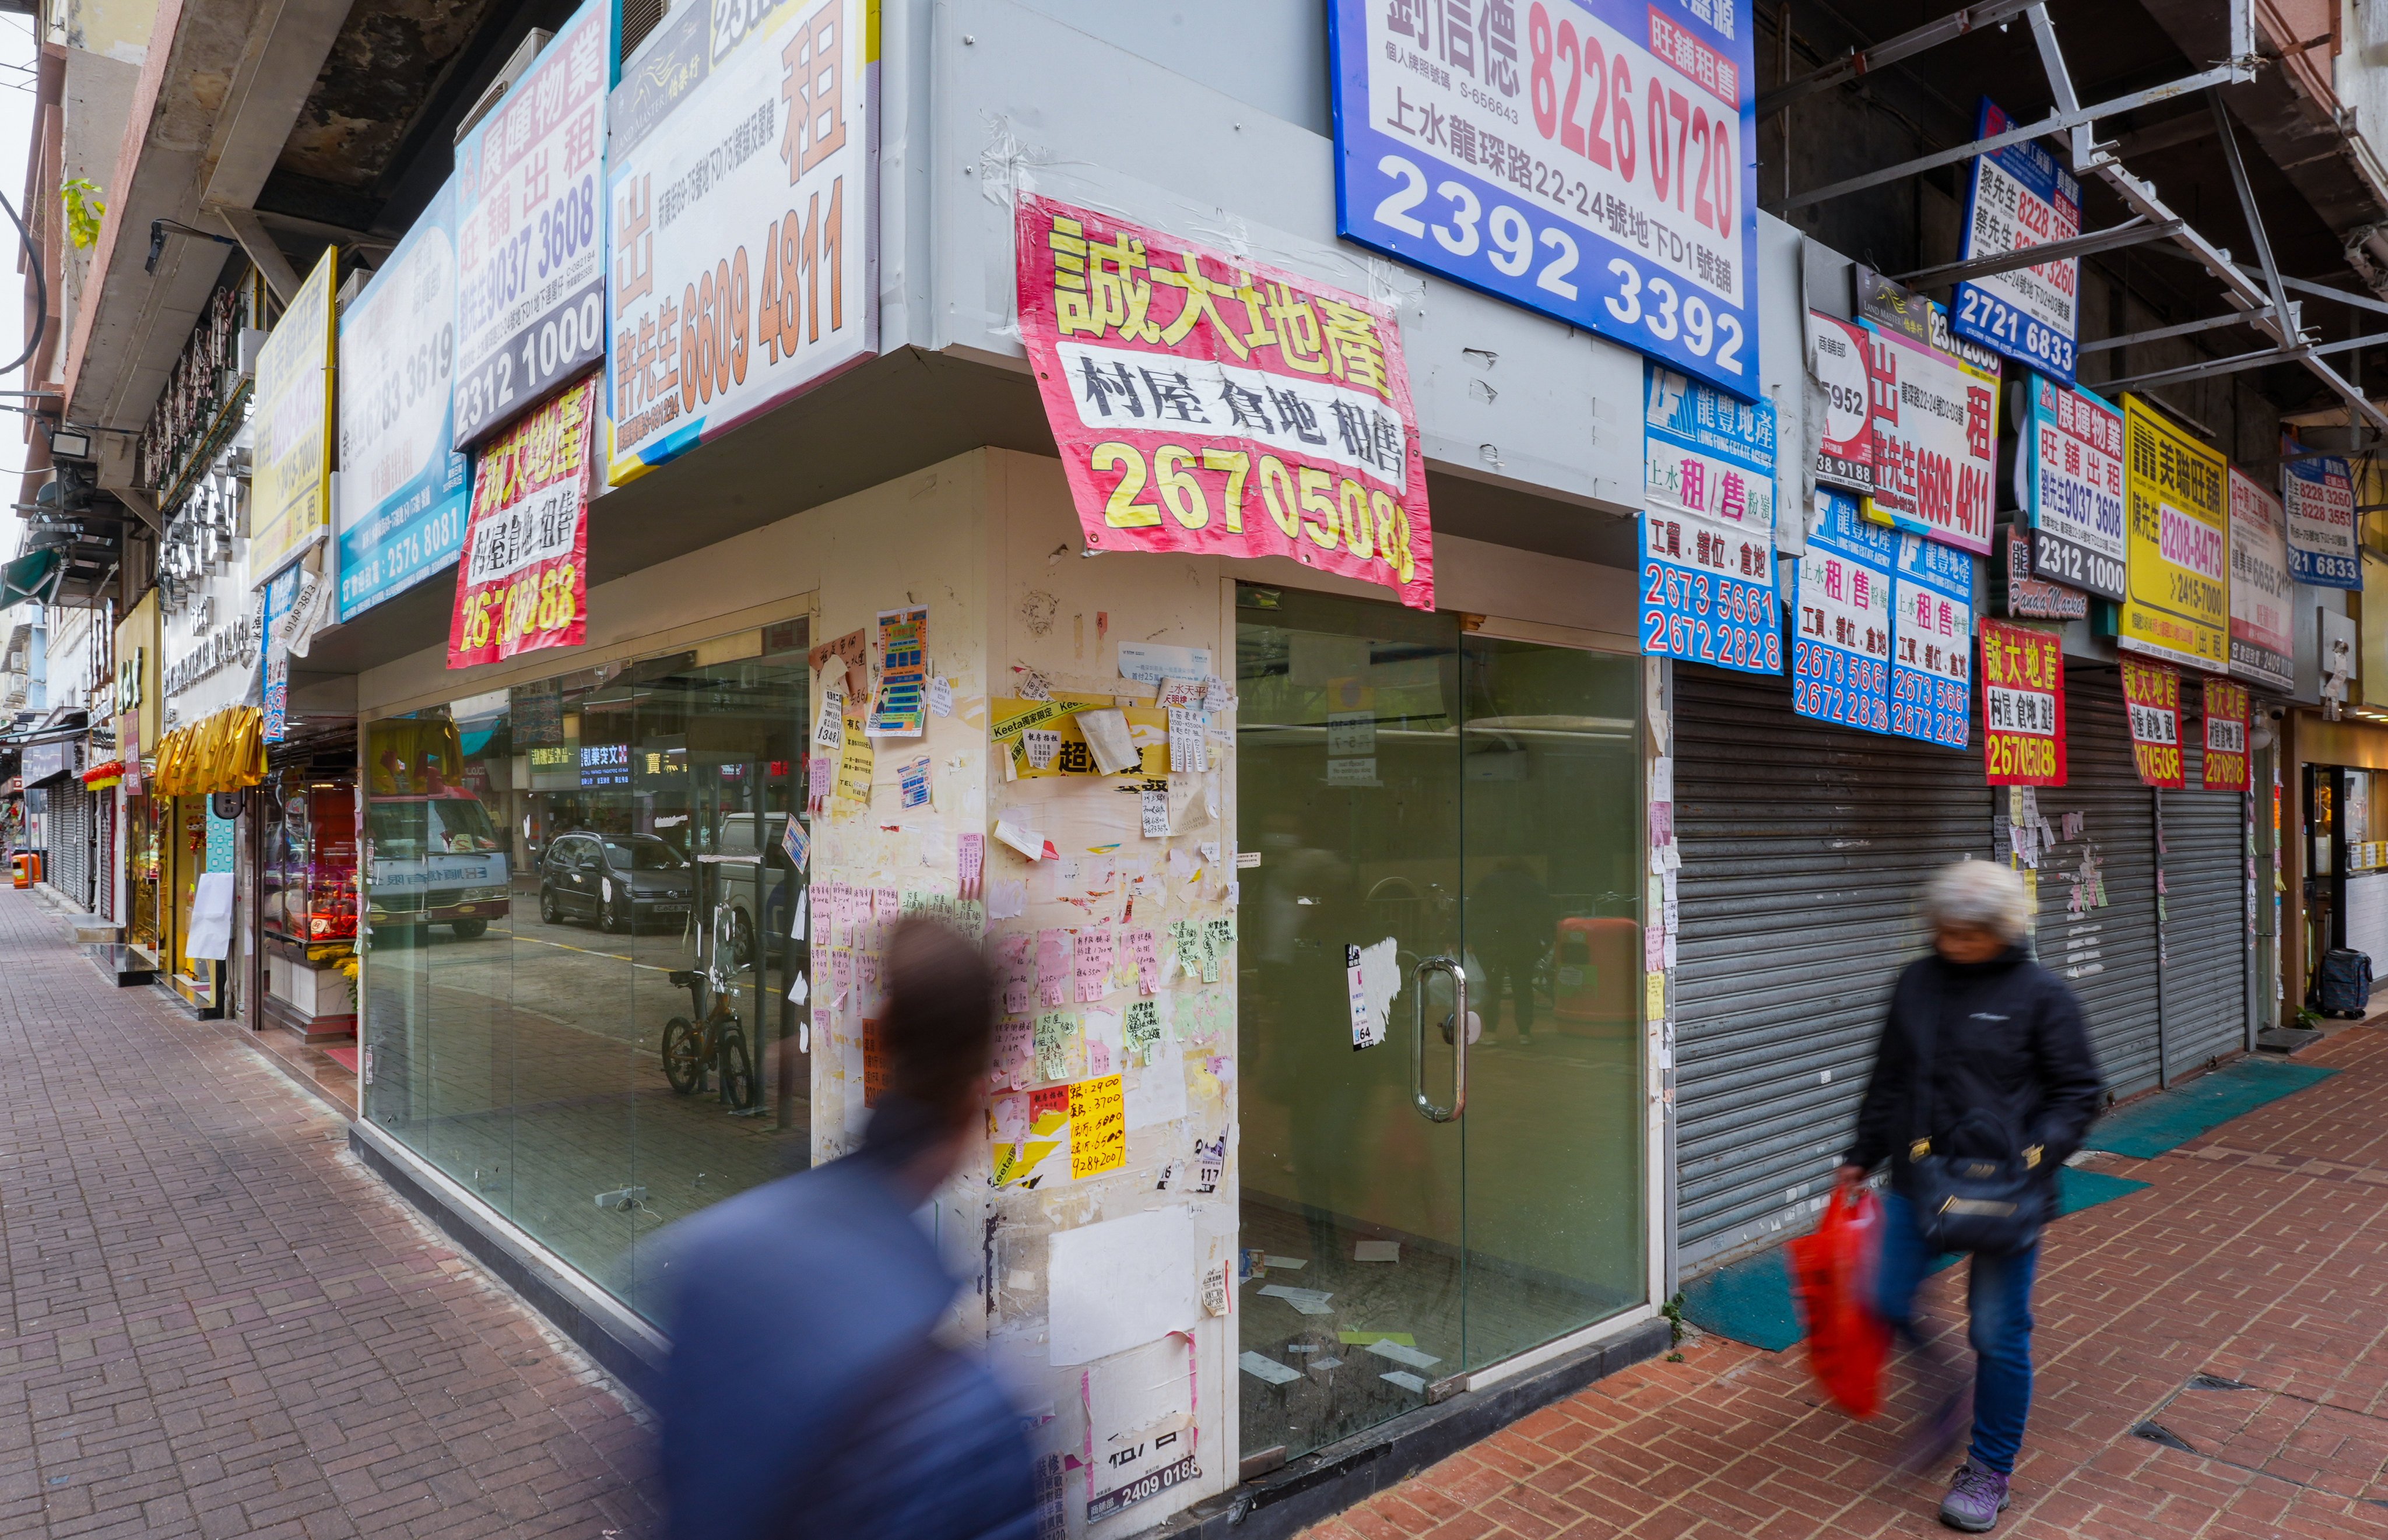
1840, 860, 2105, 1534
656, 917, 1037, 1540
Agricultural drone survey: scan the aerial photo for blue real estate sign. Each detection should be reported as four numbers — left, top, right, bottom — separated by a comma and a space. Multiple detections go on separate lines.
1330, 0, 1761, 399
1950, 99, 2083, 384
1791, 490, 1895, 736
1638, 363, 1779, 673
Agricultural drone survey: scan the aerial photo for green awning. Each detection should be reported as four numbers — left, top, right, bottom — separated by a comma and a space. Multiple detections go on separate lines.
0, 549, 60, 609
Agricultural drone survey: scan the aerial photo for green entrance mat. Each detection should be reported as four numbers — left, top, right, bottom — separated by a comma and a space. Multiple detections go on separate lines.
1680, 1166, 2151, 1353
2084, 1059, 2339, 1160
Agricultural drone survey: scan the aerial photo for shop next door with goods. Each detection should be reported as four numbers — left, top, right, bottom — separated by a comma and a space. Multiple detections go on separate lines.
1233, 584, 1648, 1463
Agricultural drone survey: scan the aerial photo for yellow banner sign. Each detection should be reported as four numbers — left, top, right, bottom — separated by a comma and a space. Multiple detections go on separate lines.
2120, 396, 2227, 670
250, 248, 338, 583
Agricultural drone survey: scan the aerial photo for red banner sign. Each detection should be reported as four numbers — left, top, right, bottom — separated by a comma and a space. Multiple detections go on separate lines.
2201, 676, 2250, 792
1016, 194, 1432, 609
2120, 656, 2184, 789
1979, 620, 2066, 786
447, 372, 599, 669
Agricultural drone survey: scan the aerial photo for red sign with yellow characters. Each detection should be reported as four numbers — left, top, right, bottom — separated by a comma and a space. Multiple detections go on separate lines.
1016, 194, 1433, 609
2120, 656, 2185, 789
447, 371, 599, 669
2200, 677, 2251, 792
1979, 620, 2066, 786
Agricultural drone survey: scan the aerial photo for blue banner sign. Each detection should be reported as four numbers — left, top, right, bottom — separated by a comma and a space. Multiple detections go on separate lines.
1792, 490, 1895, 734
1639, 363, 1779, 672
1890, 533, 1974, 747
1951, 99, 2081, 384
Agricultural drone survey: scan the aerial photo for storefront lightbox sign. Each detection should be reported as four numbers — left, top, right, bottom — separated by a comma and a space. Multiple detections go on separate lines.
1016, 194, 1434, 609
2201, 676, 2250, 793
1790, 488, 1892, 734
249, 247, 336, 586
1890, 532, 1972, 748
1951, 100, 2083, 384
451, 0, 609, 449
2281, 441, 2359, 589
448, 371, 599, 669
336, 175, 470, 621
1639, 361, 1780, 673
2120, 656, 2184, 789
2120, 396, 2228, 672
1327, 0, 1761, 400
1979, 618, 2065, 786
1806, 311, 1872, 491
2225, 462, 2295, 692
1856, 270, 2000, 557
605, 0, 879, 484
2024, 373, 2124, 600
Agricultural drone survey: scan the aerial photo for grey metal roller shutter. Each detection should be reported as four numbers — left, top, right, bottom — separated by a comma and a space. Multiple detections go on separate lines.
2032, 669, 2162, 1098
2159, 712, 2251, 1074
51, 782, 90, 911
1673, 663, 1993, 1270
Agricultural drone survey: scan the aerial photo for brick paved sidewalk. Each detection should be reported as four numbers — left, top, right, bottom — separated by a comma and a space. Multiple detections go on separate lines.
0, 889, 659, 1539
1307, 1027, 2388, 1540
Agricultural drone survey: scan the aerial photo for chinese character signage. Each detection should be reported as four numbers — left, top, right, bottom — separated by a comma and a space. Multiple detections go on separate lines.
452, 0, 611, 449
2201, 676, 2250, 793
2281, 442, 2359, 589
1807, 310, 1871, 491
448, 371, 600, 669
2000, 525, 2087, 620
1791, 490, 1893, 733
1979, 618, 2065, 785
1951, 100, 2082, 384
606, 0, 878, 484
2024, 373, 2124, 600
338, 177, 470, 621
1016, 194, 1434, 608
250, 247, 337, 586
1891, 532, 1972, 747
2120, 396, 2228, 671
1857, 270, 2000, 557
2120, 656, 2183, 789
2226, 463, 2294, 692
1639, 362, 1779, 672
1328, 0, 1761, 400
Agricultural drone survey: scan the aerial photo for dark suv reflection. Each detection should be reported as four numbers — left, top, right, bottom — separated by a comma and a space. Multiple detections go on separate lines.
538, 832, 694, 931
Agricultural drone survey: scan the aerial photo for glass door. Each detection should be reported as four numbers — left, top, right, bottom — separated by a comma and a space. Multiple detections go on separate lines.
1235, 585, 1645, 1464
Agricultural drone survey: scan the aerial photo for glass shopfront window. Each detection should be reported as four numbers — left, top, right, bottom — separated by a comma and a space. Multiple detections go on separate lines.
362, 622, 810, 1320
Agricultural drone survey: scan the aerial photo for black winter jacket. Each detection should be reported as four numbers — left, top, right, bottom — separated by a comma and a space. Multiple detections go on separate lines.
1844, 946, 2106, 1197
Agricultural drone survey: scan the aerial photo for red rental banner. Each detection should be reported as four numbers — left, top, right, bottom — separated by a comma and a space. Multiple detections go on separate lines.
2201, 676, 2251, 792
1979, 620, 2066, 786
447, 371, 599, 670
1015, 194, 1433, 609
2120, 656, 2185, 789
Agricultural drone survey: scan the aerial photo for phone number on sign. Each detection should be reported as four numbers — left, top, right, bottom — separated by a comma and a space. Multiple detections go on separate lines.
1793, 641, 1887, 732
455, 563, 582, 655
1642, 565, 1781, 671
1892, 674, 1968, 746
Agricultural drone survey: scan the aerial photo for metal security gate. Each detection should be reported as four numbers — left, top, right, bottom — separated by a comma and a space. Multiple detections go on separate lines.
1673, 664, 1993, 1269
50, 781, 92, 912
2160, 712, 2252, 1074
2031, 669, 2162, 1098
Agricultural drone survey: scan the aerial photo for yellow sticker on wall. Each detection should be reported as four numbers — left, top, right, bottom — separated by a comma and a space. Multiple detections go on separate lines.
1068, 1074, 1126, 1179
835, 713, 875, 805
1645, 970, 1666, 1021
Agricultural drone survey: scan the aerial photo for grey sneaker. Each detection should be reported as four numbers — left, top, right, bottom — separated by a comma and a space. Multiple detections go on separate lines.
1939, 1462, 2011, 1532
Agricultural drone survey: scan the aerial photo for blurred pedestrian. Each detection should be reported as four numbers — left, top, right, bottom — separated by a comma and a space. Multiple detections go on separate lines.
657, 916, 1036, 1540
1470, 858, 1553, 1044
1839, 860, 2103, 1534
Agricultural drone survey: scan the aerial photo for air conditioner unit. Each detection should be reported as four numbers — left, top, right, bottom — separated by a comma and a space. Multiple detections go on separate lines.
454, 29, 553, 146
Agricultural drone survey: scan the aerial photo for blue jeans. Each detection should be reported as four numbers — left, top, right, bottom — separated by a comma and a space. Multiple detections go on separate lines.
1876, 1190, 2041, 1475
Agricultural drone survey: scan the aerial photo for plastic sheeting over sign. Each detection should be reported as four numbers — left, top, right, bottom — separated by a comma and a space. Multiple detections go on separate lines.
2226, 463, 2295, 691
1016, 193, 1433, 609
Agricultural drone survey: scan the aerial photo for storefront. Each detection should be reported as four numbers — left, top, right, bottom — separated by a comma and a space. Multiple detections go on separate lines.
116, 595, 164, 963
2287, 712, 2388, 1011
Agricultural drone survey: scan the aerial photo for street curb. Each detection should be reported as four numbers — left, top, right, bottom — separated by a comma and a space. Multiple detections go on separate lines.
1142, 1317, 1673, 1540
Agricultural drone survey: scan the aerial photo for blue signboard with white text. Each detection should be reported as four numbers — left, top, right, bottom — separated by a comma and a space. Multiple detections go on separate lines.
1638, 363, 1780, 671
1329, 0, 1761, 399
1890, 533, 1975, 748
335, 176, 470, 621
1792, 490, 1895, 735
1951, 99, 2082, 384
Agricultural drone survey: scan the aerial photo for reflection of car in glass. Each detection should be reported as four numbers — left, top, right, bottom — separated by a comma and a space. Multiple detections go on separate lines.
539, 832, 695, 931
706, 811, 804, 965
366, 792, 511, 938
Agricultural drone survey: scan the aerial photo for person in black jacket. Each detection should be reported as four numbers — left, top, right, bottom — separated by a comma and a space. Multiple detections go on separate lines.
1838, 860, 2104, 1534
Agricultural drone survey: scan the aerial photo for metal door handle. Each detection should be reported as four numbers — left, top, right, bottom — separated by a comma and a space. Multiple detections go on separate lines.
1411, 955, 1467, 1123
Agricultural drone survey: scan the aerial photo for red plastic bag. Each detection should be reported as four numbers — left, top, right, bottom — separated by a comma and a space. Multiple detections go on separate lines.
1786, 1181, 1891, 1418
